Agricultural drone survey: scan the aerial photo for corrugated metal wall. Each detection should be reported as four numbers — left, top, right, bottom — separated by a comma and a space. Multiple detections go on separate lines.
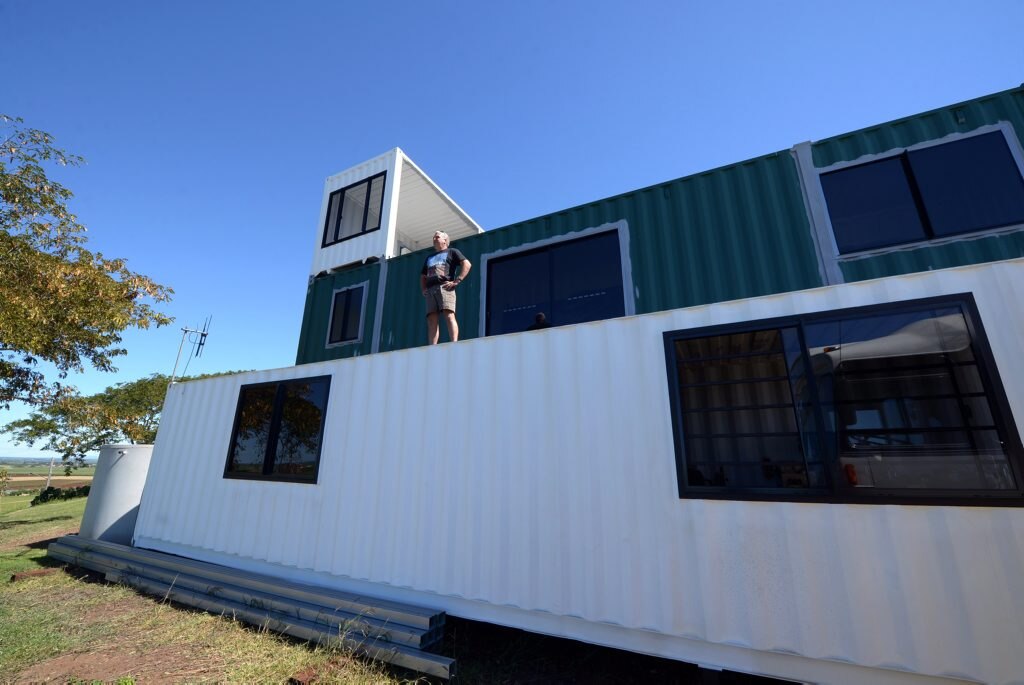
295, 261, 381, 361
309, 150, 396, 277
811, 86, 1024, 281
296, 87, 1024, 364
302, 150, 823, 360
138, 259, 1024, 685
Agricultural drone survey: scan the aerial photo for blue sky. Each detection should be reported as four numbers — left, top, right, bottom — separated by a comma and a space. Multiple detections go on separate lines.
2, 0, 1023, 458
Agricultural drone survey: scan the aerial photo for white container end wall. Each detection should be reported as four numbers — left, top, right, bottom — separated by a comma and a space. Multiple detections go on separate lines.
135, 259, 1024, 685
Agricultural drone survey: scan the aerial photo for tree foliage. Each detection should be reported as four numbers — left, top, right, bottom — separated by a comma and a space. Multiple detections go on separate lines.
2, 373, 233, 471
0, 115, 173, 408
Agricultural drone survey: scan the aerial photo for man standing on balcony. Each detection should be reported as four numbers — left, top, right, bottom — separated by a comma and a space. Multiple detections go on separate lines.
421, 230, 472, 345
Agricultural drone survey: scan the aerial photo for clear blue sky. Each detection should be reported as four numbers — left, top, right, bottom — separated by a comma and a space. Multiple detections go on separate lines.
2, 0, 1022, 458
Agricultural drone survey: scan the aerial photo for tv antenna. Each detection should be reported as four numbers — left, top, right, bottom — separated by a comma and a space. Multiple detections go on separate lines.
170, 316, 211, 384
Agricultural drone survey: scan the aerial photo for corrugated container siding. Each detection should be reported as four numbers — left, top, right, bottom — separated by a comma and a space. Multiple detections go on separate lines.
137, 260, 1024, 685
841, 231, 1024, 282
814, 87, 1024, 280
296, 261, 380, 361
297, 86, 1024, 364
302, 150, 822, 360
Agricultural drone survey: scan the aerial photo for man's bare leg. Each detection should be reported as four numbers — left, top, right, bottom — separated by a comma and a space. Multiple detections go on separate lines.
442, 310, 459, 342
426, 313, 440, 345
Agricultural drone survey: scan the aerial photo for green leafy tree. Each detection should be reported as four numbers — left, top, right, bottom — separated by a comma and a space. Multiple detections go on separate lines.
0, 115, 173, 409
4, 373, 239, 474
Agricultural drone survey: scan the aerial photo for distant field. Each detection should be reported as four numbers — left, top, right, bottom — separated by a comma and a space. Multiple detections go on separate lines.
4, 476, 93, 493
0, 463, 96, 477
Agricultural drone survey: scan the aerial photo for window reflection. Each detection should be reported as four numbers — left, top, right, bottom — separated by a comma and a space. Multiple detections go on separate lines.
225, 377, 330, 483
805, 308, 1015, 490
272, 381, 329, 478
229, 385, 276, 474
666, 298, 1021, 498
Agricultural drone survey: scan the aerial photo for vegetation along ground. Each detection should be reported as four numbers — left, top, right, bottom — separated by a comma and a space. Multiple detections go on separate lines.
1, 496, 778, 683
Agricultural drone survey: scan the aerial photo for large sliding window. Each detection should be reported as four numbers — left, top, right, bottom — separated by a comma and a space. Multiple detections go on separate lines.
224, 376, 331, 483
486, 231, 625, 335
322, 172, 386, 247
820, 131, 1024, 254
664, 295, 1024, 504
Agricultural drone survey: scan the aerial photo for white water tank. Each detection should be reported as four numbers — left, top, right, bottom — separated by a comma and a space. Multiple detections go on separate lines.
78, 444, 153, 545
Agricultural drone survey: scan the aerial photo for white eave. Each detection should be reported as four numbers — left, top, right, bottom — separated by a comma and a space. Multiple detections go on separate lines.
393, 149, 483, 253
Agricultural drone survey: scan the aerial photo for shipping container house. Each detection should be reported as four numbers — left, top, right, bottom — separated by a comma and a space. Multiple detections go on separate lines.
136, 86, 1024, 684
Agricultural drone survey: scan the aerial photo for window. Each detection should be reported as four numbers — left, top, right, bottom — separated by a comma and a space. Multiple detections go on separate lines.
820, 131, 1024, 254
322, 172, 386, 247
663, 296, 1024, 504
326, 284, 366, 346
224, 376, 331, 483
486, 231, 625, 335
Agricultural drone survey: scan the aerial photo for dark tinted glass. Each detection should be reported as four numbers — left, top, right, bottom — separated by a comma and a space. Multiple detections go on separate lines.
365, 176, 385, 231
486, 231, 625, 335
487, 249, 549, 334
675, 327, 811, 490
550, 231, 624, 327
227, 385, 277, 474
329, 286, 363, 344
323, 192, 342, 246
271, 379, 329, 480
909, 132, 1024, 237
820, 157, 927, 253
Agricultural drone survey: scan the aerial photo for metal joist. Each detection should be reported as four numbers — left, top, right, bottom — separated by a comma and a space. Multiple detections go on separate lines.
48, 535, 453, 679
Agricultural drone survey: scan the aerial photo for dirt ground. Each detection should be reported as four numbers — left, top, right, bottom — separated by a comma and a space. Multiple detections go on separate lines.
5, 476, 93, 492
16, 641, 210, 684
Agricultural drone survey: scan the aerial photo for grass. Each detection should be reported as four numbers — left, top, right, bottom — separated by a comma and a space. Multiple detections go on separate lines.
0, 496, 413, 683
1, 498, 756, 683
0, 497, 86, 577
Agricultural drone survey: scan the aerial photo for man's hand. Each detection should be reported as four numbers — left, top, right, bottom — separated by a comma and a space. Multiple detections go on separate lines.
442, 281, 458, 291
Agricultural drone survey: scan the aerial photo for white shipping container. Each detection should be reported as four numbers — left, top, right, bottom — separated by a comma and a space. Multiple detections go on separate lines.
135, 258, 1024, 685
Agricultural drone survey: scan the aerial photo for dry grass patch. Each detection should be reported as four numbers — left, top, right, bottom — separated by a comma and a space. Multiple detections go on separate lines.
2, 570, 417, 683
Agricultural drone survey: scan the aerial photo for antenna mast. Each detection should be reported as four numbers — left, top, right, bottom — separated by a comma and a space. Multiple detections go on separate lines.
170, 316, 211, 384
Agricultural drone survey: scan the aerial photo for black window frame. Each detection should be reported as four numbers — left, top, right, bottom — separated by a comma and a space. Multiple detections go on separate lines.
223, 376, 331, 484
662, 294, 1024, 506
325, 283, 367, 347
820, 129, 1024, 255
321, 171, 387, 248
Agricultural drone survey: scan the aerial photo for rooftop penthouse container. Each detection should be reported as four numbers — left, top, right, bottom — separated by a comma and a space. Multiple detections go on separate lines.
132, 85, 1024, 684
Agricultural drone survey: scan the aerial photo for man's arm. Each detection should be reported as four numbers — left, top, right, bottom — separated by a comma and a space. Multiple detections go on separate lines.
420, 273, 428, 296
444, 259, 472, 290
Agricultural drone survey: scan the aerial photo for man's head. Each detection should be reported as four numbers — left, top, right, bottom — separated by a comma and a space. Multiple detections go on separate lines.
432, 231, 450, 251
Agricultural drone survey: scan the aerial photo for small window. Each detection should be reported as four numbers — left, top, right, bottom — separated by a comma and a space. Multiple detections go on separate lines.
820, 131, 1024, 254
327, 284, 366, 345
664, 296, 1024, 504
486, 231, 625, 335
225, 376, 331, 483
322, 172, 386, 247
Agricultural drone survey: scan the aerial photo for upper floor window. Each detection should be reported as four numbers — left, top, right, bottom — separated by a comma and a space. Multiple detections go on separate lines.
663, 295, 1024, 504
486, 230, 625, 335
322, 172, 386, 247
224, 376, 331, 484
820, 131, 1024, 254
327, 284, 366, 346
